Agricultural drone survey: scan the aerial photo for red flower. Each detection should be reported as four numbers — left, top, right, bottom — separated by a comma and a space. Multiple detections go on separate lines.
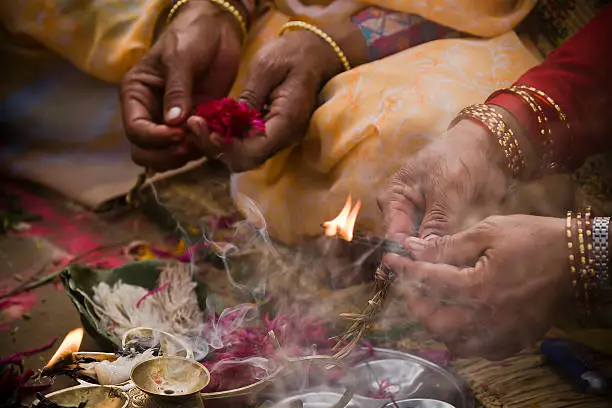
195, 98, 265, 145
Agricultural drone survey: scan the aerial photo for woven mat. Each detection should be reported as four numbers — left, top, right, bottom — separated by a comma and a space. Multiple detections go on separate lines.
137, 154, 612, 407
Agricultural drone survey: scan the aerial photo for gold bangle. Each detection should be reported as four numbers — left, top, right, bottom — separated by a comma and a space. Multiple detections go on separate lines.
167, 0, 190, 23
567, 210, 578, 302
278, 21, 351, 72
513, 85, 569, 130
584, 207, 597, 300
450, 104, 525, 178
167, 0, 248, 39
576, 211, 590, 310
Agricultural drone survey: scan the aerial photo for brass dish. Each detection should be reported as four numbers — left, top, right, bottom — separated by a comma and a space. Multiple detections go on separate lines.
32, 385, 128, 408
130, 356, 210, 398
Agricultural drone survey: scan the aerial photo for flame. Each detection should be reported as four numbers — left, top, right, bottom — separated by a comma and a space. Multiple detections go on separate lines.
45, 328, 84, 368
323, 195, 362, 242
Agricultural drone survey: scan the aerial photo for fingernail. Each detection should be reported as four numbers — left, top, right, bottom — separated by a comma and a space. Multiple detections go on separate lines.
167, 107, 182, 121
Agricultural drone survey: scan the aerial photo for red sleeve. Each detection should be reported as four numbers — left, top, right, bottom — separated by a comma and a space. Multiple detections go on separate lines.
487, 5, 612, 173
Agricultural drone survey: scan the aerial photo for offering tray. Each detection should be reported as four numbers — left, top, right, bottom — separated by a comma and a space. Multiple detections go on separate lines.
268, 348, 473, 408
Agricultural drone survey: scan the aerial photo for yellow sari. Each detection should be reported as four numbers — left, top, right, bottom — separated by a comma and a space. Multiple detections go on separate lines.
0, 0, 538, 226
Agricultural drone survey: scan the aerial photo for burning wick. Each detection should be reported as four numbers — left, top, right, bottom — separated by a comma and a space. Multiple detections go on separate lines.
322, 196, 413, 259
323, 195, 361, 242
44, 328, 84, 370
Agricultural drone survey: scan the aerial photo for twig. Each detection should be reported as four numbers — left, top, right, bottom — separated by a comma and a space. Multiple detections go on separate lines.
0, 270, 63, 300
325, 230, 414, 359
0, 241, 133, 300
332, 265, 394, 360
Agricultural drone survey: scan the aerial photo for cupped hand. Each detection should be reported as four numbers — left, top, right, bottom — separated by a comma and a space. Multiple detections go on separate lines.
384, 214, 572, 360
190, 28, 346, 172
379, 119, 515, 243
121, 0, 243, 172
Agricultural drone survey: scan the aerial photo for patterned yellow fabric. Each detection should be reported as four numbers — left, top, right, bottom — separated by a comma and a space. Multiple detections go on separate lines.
0, 0, 537, 224
230, 6, 540, 244
0, 0, 536, 83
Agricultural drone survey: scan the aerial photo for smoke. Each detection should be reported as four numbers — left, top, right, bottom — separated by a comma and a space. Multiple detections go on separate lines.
122, 180, 382, 396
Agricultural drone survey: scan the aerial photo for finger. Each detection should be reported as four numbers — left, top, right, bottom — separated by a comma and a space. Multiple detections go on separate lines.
185, 116, 222, 157
447, 327, 522, 360
131, 142, 202, 172
237, 48, 287, 111
413, 221, 492, 266
229, 73, 311, 172
383, 253, 477, 301
121, 82, 184, 148
419, 191, 460, 239
397, 283, 474, 343
163, 62, 194, 125
379, 168, 423, 242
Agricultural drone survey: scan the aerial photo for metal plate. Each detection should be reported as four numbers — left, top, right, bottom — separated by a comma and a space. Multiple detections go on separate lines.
270, 348, 473, 408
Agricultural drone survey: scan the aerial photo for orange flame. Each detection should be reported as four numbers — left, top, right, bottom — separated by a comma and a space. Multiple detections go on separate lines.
323, 195, 362, 242
45, 328, 84, 368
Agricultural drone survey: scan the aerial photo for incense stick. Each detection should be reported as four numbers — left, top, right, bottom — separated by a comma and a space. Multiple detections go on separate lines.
321, 226, 414, 259
351, 232, 414, 259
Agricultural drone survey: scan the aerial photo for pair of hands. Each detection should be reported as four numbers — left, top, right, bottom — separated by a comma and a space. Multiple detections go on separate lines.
379, 119, 573, 360
121, 0, 342, 173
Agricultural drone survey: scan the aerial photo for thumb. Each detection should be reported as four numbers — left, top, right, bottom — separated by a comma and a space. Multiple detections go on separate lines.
163, 64, 194, 125
410, 222, 491, 266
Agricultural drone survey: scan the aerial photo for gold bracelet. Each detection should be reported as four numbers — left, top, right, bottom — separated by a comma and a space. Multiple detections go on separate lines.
576, 211, 590, 310
167, 0, 190, 23
167, 0, 248, 39
450, 104, 525, 178
278, 21, 351, 72
567, 210, 579, 303
513, 85, 569, 130
584, 207, 597, 301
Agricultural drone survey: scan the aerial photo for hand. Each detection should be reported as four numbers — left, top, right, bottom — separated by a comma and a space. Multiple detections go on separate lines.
384, 214, 572, 360
379, 119, 515, 244
193, 29, 342, 172
189, 16, 369, 172
121, 0, 243, 171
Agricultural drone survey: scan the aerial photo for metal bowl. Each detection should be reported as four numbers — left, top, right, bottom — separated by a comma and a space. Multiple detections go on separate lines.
269, 391, 362, 408
32, 385, 128, 408
130, 356, 210, 398
346, 348, 472, 408
382, 399, 456, 408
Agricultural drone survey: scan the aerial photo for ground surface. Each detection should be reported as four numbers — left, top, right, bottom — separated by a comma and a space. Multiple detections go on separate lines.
0, 179, 168, 400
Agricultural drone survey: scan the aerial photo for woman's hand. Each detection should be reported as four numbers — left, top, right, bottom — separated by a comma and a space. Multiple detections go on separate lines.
379, 109, 540, 243
121, 0, 243, 171
189, 19, 366, 172
200, 29, 344, 172
384, 214, 572, 360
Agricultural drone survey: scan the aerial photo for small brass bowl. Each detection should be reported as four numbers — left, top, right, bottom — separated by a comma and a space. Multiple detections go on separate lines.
33, 385, 128, 408
130, 356, 210, 398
